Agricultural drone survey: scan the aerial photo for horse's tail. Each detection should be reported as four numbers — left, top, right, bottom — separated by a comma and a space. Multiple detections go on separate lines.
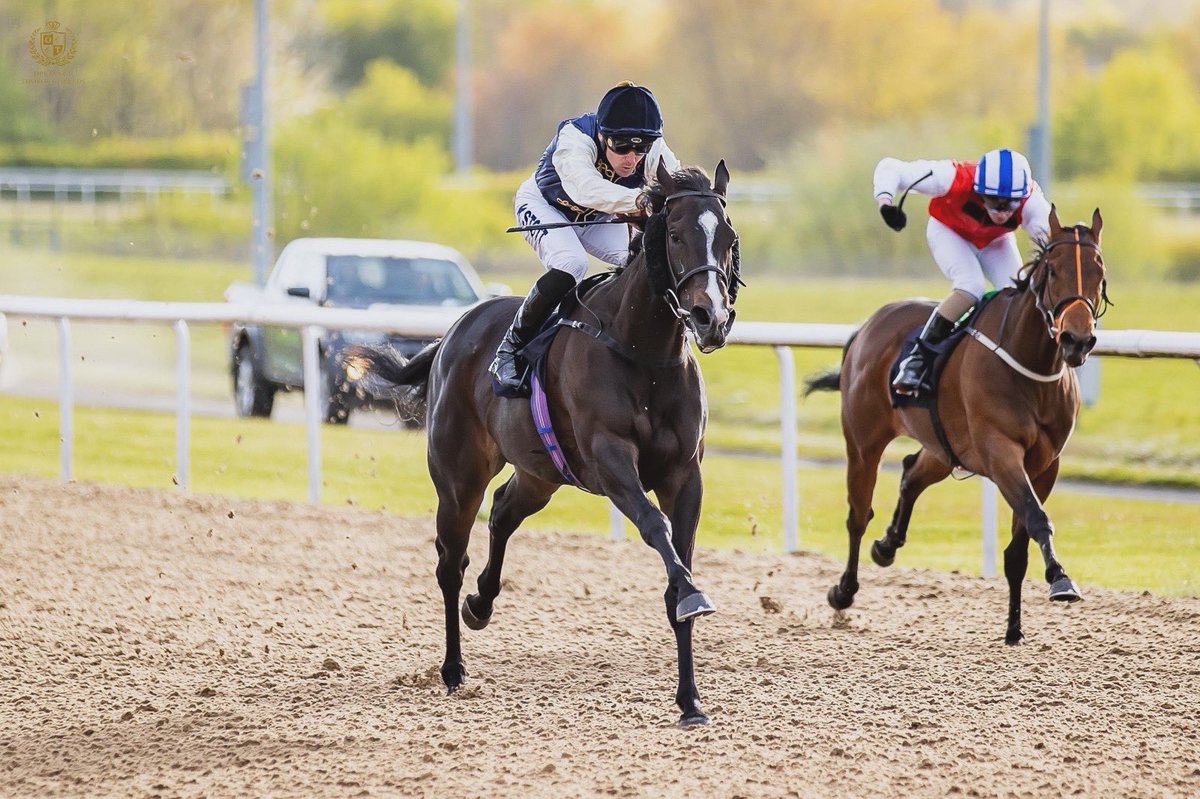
803, 369, 841, 396
340, 341, 440, 416
802, 328, 859, 396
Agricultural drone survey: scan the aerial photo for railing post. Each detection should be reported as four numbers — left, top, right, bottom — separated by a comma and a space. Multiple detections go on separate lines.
775, 345, 798, 552
56, 317, 72, 480
610, 503, 623, 541
301, 325, 322, 502
174, 320, 191, 491
981, 478, 998, 577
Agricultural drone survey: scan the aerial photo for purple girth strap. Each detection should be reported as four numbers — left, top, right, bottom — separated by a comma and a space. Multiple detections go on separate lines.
529, 370, 595, 492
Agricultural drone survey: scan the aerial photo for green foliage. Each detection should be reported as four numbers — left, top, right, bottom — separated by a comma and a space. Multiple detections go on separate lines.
271, 113, 517, 259
319, 0, 456, 89
0, 132, 240, 172
1056, 50, 1200, 181
341, 60, 453, 145
0, 58, 51, 142
273, 114, 445, 240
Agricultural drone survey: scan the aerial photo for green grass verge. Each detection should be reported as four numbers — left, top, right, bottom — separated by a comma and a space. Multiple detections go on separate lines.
2, 395, 1197, 597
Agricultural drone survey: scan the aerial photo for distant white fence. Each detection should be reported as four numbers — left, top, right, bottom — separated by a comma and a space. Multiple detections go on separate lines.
0, 167, 228, 202
1, 294, 1198, 575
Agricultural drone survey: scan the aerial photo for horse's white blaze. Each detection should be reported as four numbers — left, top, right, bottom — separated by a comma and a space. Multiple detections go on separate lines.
698, 209, 729, 319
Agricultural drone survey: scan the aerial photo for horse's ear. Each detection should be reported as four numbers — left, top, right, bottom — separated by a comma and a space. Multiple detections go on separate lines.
713, 159, 729, 197
1048, 203, 1063, 236
1091, 207, 1103, 243
656, 157, 676, 194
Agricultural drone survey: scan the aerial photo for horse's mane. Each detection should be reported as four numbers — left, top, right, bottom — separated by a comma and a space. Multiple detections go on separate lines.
1014, 224, 1093, 292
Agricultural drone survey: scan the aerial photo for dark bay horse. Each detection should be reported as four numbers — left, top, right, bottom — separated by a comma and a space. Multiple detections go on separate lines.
806, 207, 1110, 644
350, 160, 738, 726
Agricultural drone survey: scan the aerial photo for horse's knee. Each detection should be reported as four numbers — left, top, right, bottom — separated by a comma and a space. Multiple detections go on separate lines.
635, 508, 671, 547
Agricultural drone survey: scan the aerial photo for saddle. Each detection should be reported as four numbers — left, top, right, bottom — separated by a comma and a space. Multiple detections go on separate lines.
888, 293, 995, 410
491, 271, 617, 400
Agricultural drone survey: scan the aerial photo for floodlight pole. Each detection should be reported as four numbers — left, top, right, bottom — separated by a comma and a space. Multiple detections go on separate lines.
251, 0, 272, 285
1032, 0, 1051, 192
454, 0, 473, 177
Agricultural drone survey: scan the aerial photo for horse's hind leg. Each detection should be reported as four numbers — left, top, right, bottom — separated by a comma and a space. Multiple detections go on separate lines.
871, 449, 953, 567
430, 441, 503, 693
462, 470, 558, 630
829, 436, 888, 610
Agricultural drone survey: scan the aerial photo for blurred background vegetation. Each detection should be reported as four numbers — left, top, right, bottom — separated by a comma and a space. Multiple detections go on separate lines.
1, 0, 1199, 280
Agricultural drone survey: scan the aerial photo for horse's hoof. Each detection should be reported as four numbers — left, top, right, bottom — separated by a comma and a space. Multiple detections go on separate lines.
461, 594, 492, 630
1005, 630, 1025, 646
1048, 578, 1082, 602
870, 539, 896, 567
441, 662, 467, 693
827, 584, 854, 610
678, 711, 710, 728
676, 591, 716, 621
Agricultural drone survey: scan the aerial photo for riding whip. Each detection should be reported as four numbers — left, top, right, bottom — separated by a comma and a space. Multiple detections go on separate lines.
506, 218, 631, 233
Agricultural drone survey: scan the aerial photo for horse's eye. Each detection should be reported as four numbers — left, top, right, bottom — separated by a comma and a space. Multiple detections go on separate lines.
669, 231, 681, 243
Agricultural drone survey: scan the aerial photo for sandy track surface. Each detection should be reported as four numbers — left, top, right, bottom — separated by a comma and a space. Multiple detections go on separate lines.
2, 475, 1199, 798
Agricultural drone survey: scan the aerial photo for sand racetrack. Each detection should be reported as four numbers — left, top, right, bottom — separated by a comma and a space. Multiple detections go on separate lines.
2, 475, 1199, 798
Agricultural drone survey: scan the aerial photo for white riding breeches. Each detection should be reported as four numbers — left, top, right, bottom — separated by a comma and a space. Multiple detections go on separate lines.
925, 217, 1023, 301
514, 176, 634, 281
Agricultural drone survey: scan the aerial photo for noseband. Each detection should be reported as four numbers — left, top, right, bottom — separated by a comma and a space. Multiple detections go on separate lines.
658, 189, 732, 321
1032, 229, 1106, 340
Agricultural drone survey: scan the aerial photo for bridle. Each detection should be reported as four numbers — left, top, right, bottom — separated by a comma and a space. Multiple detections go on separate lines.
657, 189, 736, 323
1030, 228, 1108, 341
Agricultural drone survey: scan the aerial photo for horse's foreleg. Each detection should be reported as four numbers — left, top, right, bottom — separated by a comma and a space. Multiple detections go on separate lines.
872, 449, 953, 567
658, 466, 708, 727
991, 453, 1080, 616
594, 440, 714, 623
829, 441, 886, 610
464, 471, 557, 630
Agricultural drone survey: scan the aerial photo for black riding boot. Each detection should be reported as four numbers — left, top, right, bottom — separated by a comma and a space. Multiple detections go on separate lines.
892, 310, 957, 396
489, 269, 577, 393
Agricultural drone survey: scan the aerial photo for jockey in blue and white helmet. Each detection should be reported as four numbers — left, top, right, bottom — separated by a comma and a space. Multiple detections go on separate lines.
872, 147, 1053, 396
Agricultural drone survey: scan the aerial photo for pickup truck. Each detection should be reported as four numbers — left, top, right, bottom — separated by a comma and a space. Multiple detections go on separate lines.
226, 237, 501, 424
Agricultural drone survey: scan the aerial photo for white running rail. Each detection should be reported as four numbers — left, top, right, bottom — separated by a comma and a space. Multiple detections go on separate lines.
2, 294, 1198, 574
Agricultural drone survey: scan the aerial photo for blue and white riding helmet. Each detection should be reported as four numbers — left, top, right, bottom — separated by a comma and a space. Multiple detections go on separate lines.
974, 148, 1032, 199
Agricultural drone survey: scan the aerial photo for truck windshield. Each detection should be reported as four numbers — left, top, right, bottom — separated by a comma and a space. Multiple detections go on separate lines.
325, 256, 479, 307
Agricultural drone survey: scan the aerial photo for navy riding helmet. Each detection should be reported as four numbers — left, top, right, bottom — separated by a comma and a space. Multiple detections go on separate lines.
596, 82, 663, 138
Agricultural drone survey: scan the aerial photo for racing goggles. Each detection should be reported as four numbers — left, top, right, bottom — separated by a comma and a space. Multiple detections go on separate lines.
980, 194, 1022, 212
605, 135, 654, 155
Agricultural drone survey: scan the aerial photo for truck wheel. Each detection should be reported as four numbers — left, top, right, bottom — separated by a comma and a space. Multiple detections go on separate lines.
234, 343, 275, 418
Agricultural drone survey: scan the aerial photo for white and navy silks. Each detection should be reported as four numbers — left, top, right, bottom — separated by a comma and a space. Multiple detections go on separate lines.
873, 158, 1052, 301
515, 113, 680, 282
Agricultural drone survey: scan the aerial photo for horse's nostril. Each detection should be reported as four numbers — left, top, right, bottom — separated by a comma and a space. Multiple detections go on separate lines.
690, 306, 712, 328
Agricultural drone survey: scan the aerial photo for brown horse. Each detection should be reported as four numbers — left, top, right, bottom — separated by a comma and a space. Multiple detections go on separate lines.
806, 207, 1109, 645
349, 160, 738, 726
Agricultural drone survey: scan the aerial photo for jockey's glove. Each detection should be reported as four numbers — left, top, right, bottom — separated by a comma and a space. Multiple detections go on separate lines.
635, 191, 654, 215
880, 204, 907, 232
